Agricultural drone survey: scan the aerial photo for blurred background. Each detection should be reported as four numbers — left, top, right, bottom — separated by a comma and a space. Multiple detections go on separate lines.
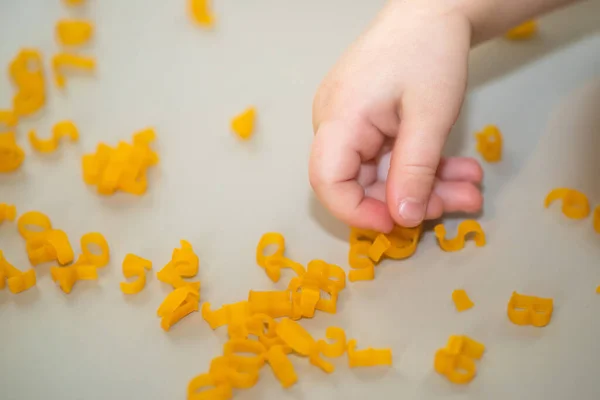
1, 1, 599, 399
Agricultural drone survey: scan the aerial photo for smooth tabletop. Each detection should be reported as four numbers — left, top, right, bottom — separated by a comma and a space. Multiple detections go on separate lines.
1, 1, 600, 399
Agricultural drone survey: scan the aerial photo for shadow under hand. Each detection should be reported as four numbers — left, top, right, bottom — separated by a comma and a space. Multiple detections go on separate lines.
308, 192, 349, 242
527, 77, 600, 198
442, 94, 471, 159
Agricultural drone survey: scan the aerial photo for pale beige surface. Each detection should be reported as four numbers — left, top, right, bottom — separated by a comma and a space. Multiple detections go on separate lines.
1, 1, 599, 399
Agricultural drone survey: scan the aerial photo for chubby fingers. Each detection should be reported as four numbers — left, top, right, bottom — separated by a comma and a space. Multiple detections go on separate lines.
366, 177, 483, 220
436, 157, 483, 183
378, 153, 483, 183
309, 119, 395, 232
430, 157, 483, 218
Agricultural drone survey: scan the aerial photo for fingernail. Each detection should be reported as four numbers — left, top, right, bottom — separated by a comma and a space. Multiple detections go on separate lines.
398, 198, 425, 224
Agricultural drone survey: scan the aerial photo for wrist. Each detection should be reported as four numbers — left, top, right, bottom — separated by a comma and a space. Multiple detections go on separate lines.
384, 0, 474, 38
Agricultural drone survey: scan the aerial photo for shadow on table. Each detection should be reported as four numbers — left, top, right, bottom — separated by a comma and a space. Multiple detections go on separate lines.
308, 194, 349, 242
437, 74, 600, 224
444, 2, 600, 221
419, 371, 484, 397
468, 1, 600, 90
0, 285, 41, 307
349, 365, 400, 383
62, 280, 103, 299
515, 77, 600, 201
0, 167, 27, 186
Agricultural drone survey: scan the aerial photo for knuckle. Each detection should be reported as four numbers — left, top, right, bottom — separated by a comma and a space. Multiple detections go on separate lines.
399, 162, 438, 180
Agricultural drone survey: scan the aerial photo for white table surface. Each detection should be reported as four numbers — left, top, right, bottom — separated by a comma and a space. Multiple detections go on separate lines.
1, 1, 599, 399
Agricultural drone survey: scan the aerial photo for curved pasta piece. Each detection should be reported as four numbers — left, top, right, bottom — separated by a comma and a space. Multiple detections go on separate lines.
256, 232, 305, 282
367, 234, 390, 262
266, 345, 297, 388
120, 254, 152, 294
256, 232, 285, 268
157, 240, 200, 290
317, 326, 347, 358
248, 290, 294, 318
9, 49, 44, 86
348, 265, 375, 282
80, 232, 110, 267
29, 121, 79, 153
434, 220, 486, 252
223, 339, 267, 370
349, 227, 379, 245
13, 88, 45, 117
209, 356, 259, 389
10, 49, 46, 117
157, 286, 199, 331
434, 351, 477, 384
309, 348, 335, 373
384, 224, 422, 259
275, 318, 316, 356
544, 188, 590, 219
201, 302, 229, 329
17, 211, 52, 240
0, 250, 37, 294
26, 229, 74, 265
507, 291, 553, 327
157, 286, 199, 317
187, 373, 232, 400
245, 313, 277, 338
434, 335, 485, 384
348, 240, 374, 270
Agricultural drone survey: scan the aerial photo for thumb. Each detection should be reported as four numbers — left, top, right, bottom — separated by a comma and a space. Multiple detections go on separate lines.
386, 88, 464, 227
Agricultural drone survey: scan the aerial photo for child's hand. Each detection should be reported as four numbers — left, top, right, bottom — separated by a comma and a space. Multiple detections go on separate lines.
310, 1, 483, 233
